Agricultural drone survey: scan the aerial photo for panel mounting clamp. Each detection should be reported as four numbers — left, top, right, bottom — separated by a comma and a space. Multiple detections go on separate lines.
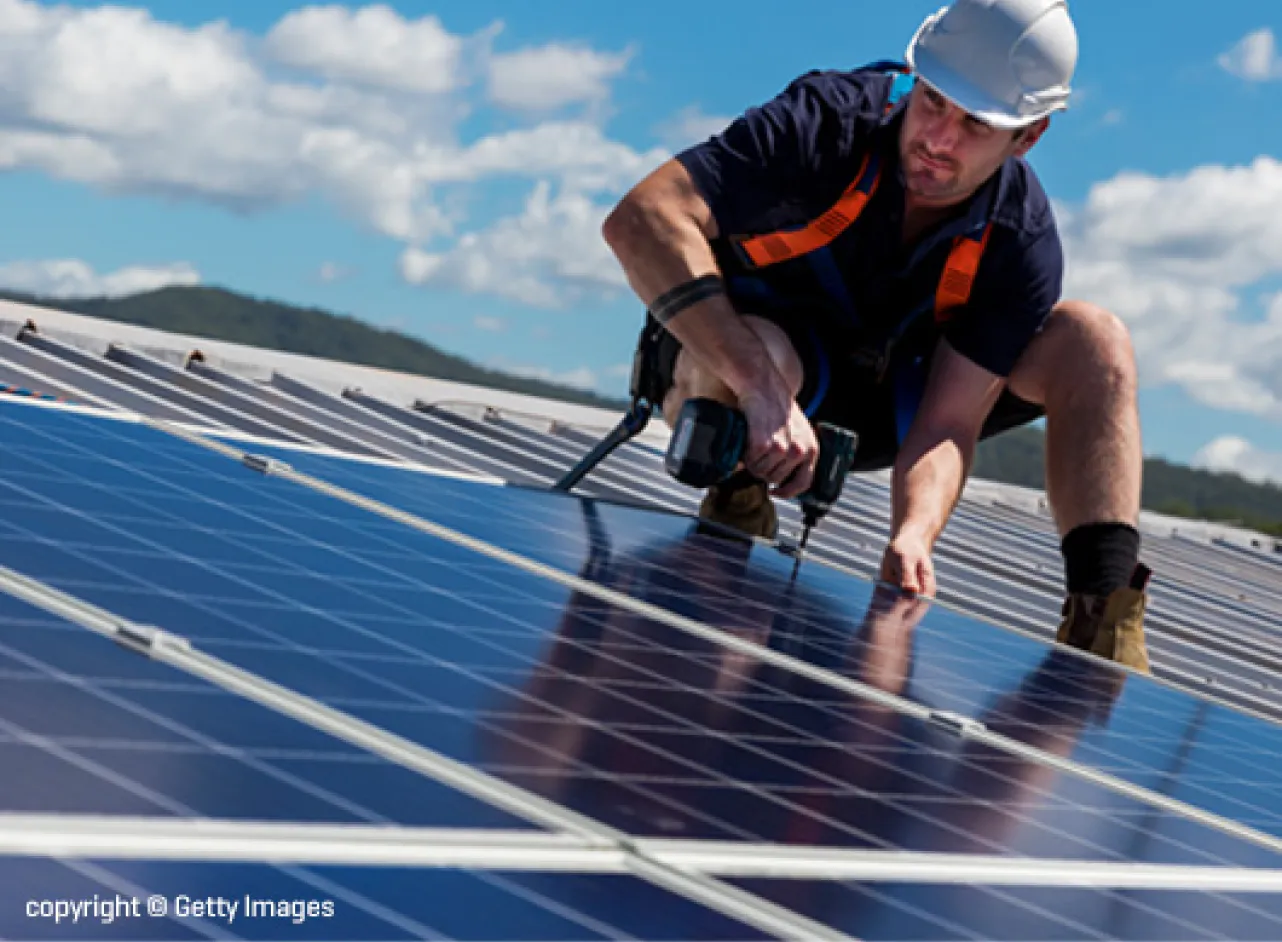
242, 453, 292, 475
928, 710, 986, 738
114, 622, 192, 658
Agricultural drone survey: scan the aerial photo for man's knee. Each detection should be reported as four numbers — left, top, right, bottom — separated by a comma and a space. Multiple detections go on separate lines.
1012, 300, 1137, 404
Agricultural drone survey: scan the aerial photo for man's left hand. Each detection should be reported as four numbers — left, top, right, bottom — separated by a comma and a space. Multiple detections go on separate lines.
880, 533, 937, 597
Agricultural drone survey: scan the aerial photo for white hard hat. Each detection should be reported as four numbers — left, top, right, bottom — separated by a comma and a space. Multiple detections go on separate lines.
906, 0, 1078, 129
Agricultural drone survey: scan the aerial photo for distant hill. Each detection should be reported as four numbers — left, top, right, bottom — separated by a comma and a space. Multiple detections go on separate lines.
976, 427, 1282, 537
2, 284, 1278, 537
0, 285, 629, 411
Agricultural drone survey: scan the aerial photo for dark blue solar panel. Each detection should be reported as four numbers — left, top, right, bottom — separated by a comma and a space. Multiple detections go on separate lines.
0, 404, 1279, 877
0, 577, 536, 829
0, 857, 767, 941
734, 877, 1282, 941
222, 431, 1282, 843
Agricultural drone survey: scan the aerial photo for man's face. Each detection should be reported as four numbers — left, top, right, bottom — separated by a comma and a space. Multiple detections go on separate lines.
898, 80, 1047, 208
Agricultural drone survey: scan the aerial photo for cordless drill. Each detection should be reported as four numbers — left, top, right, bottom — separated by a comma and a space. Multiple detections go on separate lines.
665, 397, 858, 549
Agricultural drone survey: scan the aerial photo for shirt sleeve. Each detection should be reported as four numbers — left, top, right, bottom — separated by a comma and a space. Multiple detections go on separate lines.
675, 71, 869, 236
943, 221, 1064, 378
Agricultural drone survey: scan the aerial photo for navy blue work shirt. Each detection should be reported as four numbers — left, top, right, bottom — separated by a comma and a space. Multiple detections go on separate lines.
675, 63, 1064, 380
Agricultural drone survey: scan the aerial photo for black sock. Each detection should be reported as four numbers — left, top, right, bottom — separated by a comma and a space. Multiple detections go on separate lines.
1061, 523, 1140, 596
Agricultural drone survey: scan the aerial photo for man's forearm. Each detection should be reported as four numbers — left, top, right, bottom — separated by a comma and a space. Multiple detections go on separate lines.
891, 432, 974, 548
603, 187, 787, 400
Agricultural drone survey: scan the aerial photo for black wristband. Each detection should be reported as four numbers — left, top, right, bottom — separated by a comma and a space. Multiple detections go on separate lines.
650, 275, 725, 325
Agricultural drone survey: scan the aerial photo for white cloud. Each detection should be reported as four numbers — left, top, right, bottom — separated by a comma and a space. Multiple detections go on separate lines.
265, 5, 473, 95
487, 43, 632, 111
1218, 28, 1282, 82
473, 315, 506, 332
400, 181, 628, 307
657, 106, 732, 150
1193, 436, 1282, 485
0, 1, 659, 288
427, 122, 667, 192
1059, 157, 1282, 419
0, 259, 199, 297
1100, 108, 1124, 127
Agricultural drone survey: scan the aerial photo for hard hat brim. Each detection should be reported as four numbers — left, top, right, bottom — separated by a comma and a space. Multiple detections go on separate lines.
908, 46, 1053, 130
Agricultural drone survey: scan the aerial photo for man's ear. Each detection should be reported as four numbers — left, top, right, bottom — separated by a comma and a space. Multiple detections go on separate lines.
1013, 117, 1051, 156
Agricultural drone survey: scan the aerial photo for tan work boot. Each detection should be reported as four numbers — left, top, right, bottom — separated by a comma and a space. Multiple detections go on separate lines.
697, 475, 778, 540
1056, 564, 1152, 674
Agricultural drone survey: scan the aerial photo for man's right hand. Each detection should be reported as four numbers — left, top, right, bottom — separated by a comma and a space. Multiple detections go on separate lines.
738, 386, 818, 499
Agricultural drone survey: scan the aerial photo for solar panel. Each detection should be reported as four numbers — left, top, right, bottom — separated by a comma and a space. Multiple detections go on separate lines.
732, 877, 1282, 940
220, 438, 1282, 830
7, 398, 1282, 941
4, 402, 1282, 872
0, 576, 536, 828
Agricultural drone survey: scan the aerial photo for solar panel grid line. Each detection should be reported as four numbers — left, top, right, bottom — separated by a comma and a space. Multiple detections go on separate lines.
134, 416, 1282, 865
22, 331, 307, 444
106, 344, 420, 464
0, 629, 474, 828
0, 560, 626, 845
0, 710, 205, 818
0, 335, 222, 428
57, 858, 235, 942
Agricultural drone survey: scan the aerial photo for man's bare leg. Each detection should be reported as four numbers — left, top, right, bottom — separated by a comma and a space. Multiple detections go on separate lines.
1006, 299, 1150, 671
1007, 299, 1143, 532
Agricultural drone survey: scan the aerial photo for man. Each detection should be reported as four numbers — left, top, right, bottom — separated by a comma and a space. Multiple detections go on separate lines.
601, 0, 1152, 672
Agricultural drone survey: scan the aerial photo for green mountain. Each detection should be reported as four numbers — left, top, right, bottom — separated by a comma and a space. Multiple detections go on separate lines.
976, 427, 1282, 537
3, 284, 1278, 537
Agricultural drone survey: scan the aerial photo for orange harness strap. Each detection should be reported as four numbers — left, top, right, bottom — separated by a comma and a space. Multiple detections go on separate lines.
731, 151, 993, 319
934, 223, 993, 321
734, 152, 881, 267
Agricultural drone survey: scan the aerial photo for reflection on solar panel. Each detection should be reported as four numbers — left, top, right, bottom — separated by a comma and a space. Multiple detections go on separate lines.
2, 378, 1282, 939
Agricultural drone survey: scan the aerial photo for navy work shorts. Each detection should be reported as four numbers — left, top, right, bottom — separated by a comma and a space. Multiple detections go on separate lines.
643, 311, 1044, 473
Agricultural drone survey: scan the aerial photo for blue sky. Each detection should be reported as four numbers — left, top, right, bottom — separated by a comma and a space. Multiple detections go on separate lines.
0, 0, 1279, 482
